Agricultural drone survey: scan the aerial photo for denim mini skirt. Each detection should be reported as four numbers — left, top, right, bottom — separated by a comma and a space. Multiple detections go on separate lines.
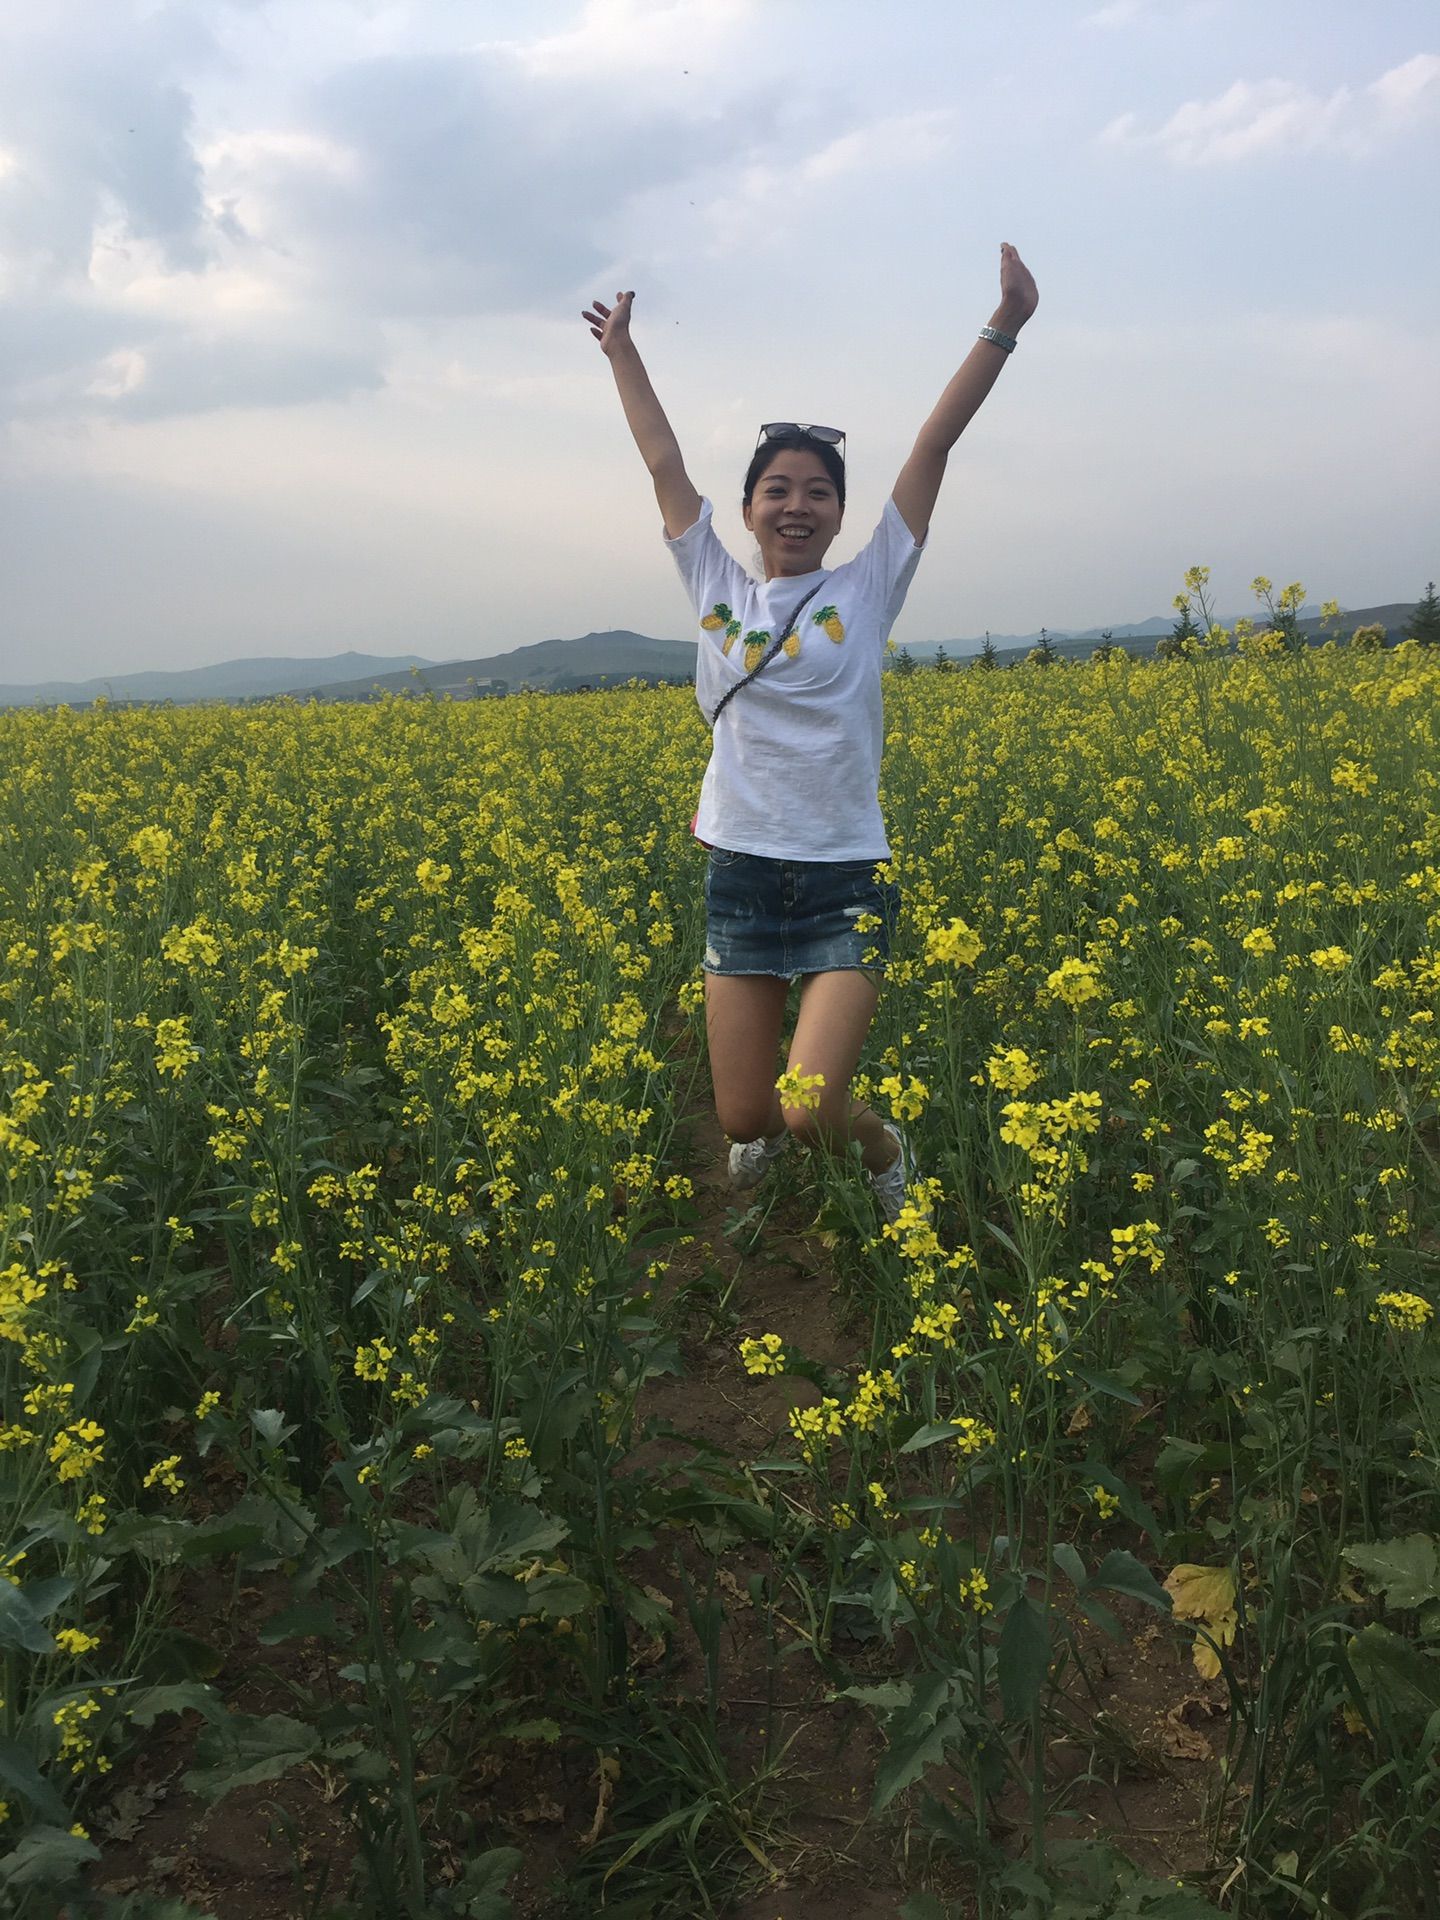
702, 847, 900, 980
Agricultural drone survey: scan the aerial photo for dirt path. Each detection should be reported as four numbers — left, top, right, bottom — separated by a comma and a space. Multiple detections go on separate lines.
83, 1059, 1219, 1918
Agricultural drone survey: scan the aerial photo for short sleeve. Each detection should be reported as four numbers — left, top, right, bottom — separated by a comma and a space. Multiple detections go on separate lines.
664, 498, 749, 624
841, 496, 928, 635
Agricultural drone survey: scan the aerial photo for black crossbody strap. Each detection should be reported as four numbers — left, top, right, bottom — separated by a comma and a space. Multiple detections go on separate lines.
706, 581, 826, 729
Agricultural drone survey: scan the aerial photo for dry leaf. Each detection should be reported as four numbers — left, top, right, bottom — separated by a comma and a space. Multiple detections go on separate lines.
716, 1567, 752, 1608
1065, 1401, 1093, 1436
516, 1795, 564, 1825
1159, 1694, 1222, 1762
1163, 1562, 1239, 1679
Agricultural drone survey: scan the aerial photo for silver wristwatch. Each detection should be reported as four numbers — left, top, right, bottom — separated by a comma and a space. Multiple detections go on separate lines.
978, 325, 1018, 354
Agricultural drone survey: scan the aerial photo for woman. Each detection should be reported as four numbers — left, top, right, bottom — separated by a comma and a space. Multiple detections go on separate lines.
582, 245, 1037, 1221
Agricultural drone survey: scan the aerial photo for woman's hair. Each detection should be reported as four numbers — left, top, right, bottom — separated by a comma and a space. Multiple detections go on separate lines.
742, 431, 846, 512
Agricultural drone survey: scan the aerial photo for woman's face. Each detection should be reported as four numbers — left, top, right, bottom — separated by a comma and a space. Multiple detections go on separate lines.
743, 448, 844, 580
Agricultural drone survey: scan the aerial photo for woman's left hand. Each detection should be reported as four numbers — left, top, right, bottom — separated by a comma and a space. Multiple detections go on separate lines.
996, 242, 1038, 331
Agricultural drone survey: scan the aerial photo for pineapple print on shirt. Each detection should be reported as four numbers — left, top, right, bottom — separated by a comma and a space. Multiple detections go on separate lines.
701, 602, 743, 656
702, 597, 842, 671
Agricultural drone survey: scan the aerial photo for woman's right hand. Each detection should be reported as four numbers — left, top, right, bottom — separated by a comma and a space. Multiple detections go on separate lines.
582, 290, 635, 356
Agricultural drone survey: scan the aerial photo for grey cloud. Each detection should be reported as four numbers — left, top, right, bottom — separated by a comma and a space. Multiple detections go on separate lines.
280, 48, 752, 318
0, 5, 213, 276
110, 334, 386, 418
0, 6, 765, 421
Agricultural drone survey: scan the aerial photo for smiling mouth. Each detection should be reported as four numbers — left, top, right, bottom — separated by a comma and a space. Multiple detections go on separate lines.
778, 527, 812, 541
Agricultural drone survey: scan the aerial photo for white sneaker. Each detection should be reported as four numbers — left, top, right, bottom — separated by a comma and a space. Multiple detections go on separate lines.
728, 1130, 790, 1192
869, 1122, 916, 1224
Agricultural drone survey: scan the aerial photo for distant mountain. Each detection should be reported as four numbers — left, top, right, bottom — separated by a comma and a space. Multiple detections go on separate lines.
3, 598, 1423, 708
0, 651, 436, 709
906, 602, 1419, 665
303, 632, 694, 700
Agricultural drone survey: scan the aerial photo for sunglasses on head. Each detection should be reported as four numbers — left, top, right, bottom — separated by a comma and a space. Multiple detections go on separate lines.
756, 422, 845, 454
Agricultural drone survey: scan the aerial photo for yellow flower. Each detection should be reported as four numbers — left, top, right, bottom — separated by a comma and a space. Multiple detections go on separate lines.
925, 917, 984, 967
54, 1627, 102, 1656
987, 1046, 1040, 1093
739, 1333, 787, 1377
142, 1454, 185, 1497
1047, 957, 1102, 1007
1310, 945, 1352, 973
1371, 1291, 1433, 1333
153, 1016, 199, 1079
354, 1339, 395, 1382
776, 1065, 825, 1112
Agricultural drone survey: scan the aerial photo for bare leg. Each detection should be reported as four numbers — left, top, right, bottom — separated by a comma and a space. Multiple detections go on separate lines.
704, 973, 791, 1141
781, 971, 898, 1175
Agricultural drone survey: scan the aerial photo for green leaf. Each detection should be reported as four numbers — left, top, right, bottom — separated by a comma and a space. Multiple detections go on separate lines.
20, 1576, 75, 1620
841, 1681, 914, 1710
460, 1573, 529, 1623
178, 1519, 267, 1563
1053, 1543, 1087, 1590
184, 1711, 321, 1801
1348, 1623, 1440, 1720
0, 1579, 57, 1654
997, 1596, 1051, 1720
1344, 1535, 1440, 1610
900, 1421, 975, 1453
0, 1736, 71, 1825
874, 1711, 961, 1811
900, 1897, 949, 1920
1090, 1550, 1171, 1613
453, 1844, 523, 1918
249, 1407, 296, 1450
1071, 1365, 1143, 1407
1155, 1436, 1208, 1496
522, 1572, 593, 1617
125, 1683, 221, 1728
498, 1717, 561, 1743
0, 1823, 98, 1888
258, 1602, 347, 1645
603, 1798, 715, 1883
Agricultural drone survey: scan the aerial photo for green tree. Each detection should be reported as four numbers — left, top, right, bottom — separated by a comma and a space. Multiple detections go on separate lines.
933, 644, 953, 673
1408, 581, 1440, 647
1029, 626, 1057, 666
1169, 599, 1201, 655
977, 631, 999, 671
891, 646, 918, 677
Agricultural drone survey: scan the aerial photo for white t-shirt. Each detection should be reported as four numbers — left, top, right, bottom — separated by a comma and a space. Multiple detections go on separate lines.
665, 497, 926, 861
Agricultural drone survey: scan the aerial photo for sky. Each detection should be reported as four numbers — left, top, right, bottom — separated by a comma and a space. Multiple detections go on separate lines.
1, 0, 1437, 681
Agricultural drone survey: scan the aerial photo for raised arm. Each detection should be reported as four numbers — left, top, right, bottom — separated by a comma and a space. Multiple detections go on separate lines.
582, 291, 702, 539
891, 243, 1039, 544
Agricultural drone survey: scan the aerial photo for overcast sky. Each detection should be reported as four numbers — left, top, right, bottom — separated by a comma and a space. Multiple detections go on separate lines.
2, 0, 1437, 681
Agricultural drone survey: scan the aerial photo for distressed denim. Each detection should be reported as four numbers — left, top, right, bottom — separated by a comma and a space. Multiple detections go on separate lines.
702, 848, 900, 980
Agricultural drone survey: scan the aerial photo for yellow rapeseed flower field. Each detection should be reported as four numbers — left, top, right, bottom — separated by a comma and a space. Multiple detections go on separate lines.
1, 637, 1438, 1914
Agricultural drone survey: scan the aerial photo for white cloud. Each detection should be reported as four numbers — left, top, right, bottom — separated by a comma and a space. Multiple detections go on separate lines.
700, 108, 956, 252
1083, 1, 1149, 28
496, 0, 756, 80
0, 1, 765, 421
1366, 51, 1440, 116
1098, 52, 1440, 164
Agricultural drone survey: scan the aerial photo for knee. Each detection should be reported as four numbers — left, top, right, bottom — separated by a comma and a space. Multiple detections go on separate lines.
718, 1096, 779, 1144
782, 1096, 848, 1151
